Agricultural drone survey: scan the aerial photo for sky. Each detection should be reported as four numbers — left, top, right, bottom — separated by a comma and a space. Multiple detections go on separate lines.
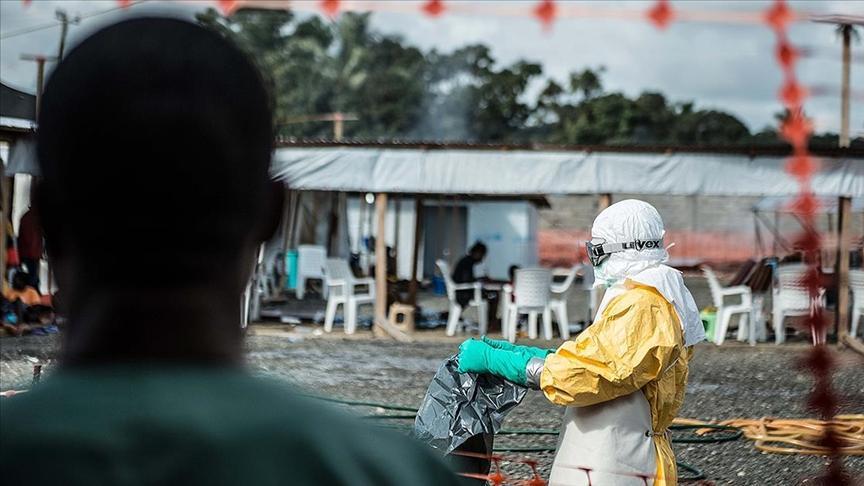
1, 0, 862, 135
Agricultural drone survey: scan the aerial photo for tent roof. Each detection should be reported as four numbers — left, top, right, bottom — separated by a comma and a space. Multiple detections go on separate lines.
272, 146, 864, 197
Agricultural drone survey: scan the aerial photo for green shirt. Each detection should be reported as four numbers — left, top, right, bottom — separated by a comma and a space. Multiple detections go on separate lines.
0, 367, 458, 485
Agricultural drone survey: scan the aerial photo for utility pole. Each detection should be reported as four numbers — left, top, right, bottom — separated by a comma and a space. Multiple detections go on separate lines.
19, 54, 57, 295
55, 9, 81, 60
20, 54, 58, 115
812, 16, 861, 148
840, 24, 852, 148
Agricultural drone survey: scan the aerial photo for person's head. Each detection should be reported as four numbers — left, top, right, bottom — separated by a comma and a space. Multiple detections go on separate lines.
11, 271, 29, 291
587, 199, 668, 287
36, 18, 281, 362
37, 17, 279, 297
468, 242, 487, 262
508, 265, 519, 282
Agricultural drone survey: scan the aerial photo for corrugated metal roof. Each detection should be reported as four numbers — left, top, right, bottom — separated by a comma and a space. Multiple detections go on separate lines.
274, 138, 864, 158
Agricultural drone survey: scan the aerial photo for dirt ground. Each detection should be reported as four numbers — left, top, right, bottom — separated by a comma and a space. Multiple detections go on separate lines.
2, 327, 861, 485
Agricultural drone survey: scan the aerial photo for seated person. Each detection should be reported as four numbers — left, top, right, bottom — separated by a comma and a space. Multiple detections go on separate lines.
4, 271, 41, 307
1, 295, 29, 337
452, 242, 488, 308
3, 272, 54, 329
452, 242, 502, 329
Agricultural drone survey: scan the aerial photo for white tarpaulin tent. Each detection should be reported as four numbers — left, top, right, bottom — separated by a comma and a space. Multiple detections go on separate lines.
271, 147, 864, 197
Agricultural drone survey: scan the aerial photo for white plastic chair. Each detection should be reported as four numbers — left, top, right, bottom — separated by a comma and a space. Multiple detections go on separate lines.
580, 263, 599, 323
436, 259, 488, 337
702, 265, 753, 345
504, 268, 552, 343
548, 266, 578, 339
850, 269, 864, 339
296, 245, 327, 300
323, 258, 374, 334
773, 263, 825, 344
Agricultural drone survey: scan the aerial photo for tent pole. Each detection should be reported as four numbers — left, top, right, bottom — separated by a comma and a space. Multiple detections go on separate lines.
448, 197, 458, 264
409, 197, 423, 306
278, 188, 293, 280
374, 193, 388, 338
753, 210, 764, 258
773, 211, 779, 256
437, 198, 445, 264
326, 192, 339, 255
837, 196, 851, 346
373, 192, 411, 342
755, 211, 792, 253
393, 196, 401, 270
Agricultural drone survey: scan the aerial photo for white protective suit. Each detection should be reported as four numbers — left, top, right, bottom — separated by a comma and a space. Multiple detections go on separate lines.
539, 199, 704, 486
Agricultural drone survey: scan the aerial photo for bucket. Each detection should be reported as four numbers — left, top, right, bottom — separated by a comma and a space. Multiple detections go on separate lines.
285, 250, 298, 290
432, 276, 446, 296
700, 309, 716, 341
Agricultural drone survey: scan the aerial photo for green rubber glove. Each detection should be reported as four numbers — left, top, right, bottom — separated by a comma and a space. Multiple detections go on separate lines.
457, 339, 532, 386
481, 335, 553, 360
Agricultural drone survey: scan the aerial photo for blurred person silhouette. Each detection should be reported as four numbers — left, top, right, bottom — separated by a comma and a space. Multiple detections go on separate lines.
0, 17, 456, 486
452, 242, 488, 307
17, 193, 43, 291
4, 270, 53, 330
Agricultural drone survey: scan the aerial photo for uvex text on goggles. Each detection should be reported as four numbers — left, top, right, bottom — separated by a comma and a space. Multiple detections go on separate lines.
585, 238, 663, 266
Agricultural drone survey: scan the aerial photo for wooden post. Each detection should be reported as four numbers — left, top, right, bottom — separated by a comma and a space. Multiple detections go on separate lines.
326, 193, 339, 255
408, 197, 424, 306
593, 194, 612, 317
837, 196, 852, 345
374, 193, 388, 338
373, 192, 412, 342
393, 196, 401, 266
447, 197, 458, 264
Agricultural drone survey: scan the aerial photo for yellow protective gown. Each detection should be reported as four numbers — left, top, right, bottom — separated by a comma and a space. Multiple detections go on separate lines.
540, 282, 692, 485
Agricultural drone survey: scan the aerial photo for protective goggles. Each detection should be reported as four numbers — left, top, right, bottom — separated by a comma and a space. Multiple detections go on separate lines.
585, 237, 663, 266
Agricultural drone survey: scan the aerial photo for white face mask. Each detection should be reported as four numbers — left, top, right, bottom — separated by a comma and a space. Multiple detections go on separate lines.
593, 262, 619, 289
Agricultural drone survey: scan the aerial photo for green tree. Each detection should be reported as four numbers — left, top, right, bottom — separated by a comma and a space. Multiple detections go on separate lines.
198, 8, 841, 147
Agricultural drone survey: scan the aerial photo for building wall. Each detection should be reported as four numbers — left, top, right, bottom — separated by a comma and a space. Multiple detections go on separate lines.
467, 201, 538, 279
346, 197, 539, 280
538, 194, 864, 267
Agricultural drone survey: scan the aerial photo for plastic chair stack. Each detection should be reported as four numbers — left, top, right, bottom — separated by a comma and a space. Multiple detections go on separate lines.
295, 245, 327, 300
504, 268, 552, 343
773, 263, 824, 344
548, 266, 578, 339
702, 265, 753, 345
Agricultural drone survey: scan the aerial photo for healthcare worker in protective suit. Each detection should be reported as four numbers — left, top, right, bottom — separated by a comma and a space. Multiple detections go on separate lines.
458, 199, 705, 485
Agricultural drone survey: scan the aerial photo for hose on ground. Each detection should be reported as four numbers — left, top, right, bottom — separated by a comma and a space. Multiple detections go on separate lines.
675, 416, 864, 456
314, 395, 749, 481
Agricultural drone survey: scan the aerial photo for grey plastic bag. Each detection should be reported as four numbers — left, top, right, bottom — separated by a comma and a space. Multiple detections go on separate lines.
413, 354, 528, 455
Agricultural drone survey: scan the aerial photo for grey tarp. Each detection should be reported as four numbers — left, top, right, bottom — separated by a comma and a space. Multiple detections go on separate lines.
271, 147, 864, 197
